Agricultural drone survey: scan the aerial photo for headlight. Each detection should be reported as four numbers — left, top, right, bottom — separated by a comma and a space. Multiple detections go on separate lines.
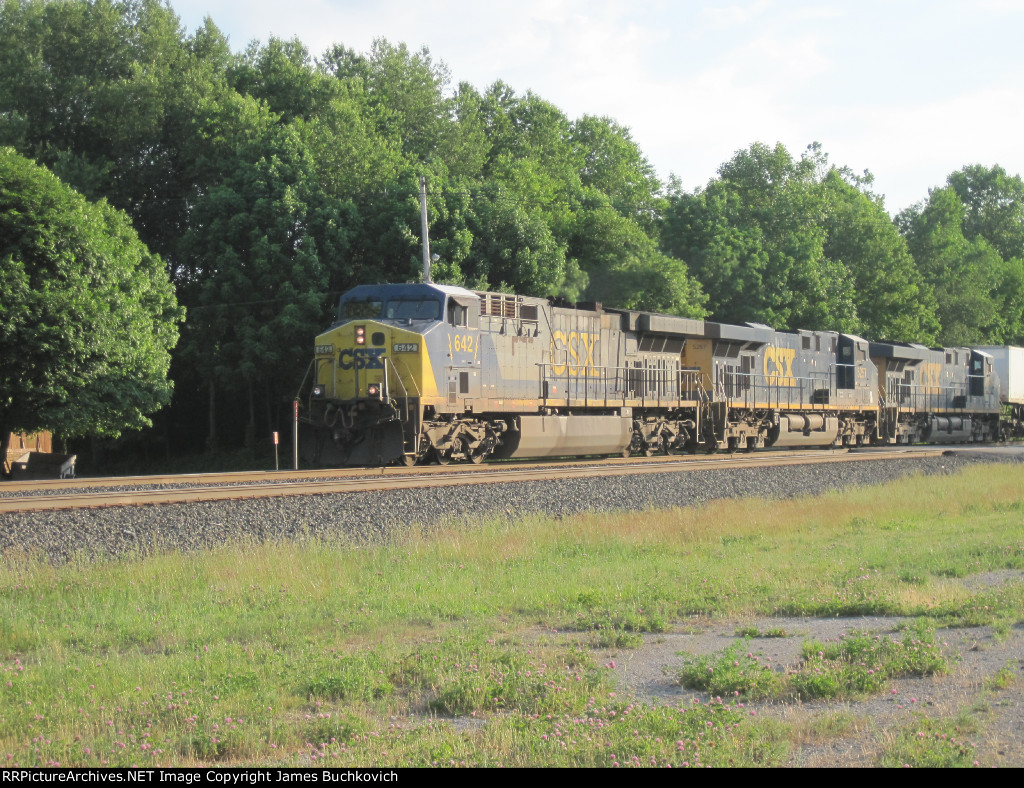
312, 384, 325, 398
367, 383, 382, 399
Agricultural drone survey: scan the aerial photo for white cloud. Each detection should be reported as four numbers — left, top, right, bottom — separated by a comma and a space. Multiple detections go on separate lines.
824, 87, 1024, 210
697, 0, 776, 28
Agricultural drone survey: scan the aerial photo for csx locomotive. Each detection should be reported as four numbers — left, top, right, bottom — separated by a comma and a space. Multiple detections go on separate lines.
303, 282, 1005, 466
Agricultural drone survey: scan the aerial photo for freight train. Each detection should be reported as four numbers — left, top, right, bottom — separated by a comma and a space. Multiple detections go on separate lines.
301, 282, 1012, 466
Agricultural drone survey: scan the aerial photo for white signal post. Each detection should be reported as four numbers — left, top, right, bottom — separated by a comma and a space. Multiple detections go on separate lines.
293, 399, 299, 470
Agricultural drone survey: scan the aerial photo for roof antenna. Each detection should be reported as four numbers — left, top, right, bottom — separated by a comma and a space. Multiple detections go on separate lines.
419, 176, 432, 283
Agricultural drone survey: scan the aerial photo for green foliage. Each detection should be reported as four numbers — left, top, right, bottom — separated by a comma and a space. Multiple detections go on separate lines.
681, 625, 947, 704
662, 142, 936, 339
899, 166, 1024, 346
0, 147, 181, 440
678, 640, 785, 699
791, 624, 947, 700
879, 714, 981, 768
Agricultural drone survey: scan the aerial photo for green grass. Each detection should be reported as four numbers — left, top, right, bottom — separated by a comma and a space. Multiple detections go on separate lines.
1, 462, 1024, 766
790, 622, 948, 700
735, 625, 789, 638
879, 713, 982, 768
877, 654, 1024, 768
984, 666, 1016, 692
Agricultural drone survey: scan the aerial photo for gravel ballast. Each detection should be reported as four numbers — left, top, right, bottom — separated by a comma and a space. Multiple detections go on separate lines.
2, 452, 1021, 564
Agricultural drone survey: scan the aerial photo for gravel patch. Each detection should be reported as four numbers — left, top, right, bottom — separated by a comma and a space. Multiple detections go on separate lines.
592, 615, 1024, 768
1, 453, 1021, 564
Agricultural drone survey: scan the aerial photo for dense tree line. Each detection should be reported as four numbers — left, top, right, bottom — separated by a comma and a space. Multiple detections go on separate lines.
1, 0, 1022, 465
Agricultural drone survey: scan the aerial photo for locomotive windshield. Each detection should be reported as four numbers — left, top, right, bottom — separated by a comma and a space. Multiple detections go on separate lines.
385, 297, 441, 320
339, 299, 382, 320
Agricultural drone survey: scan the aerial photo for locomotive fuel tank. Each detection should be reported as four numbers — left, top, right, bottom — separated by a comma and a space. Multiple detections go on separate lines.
772, 414, 841, 447
492, 414, 634, 459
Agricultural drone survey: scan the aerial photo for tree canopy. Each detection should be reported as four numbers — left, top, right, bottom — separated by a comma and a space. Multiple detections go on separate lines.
0, 146, 182, 462
661, 143, 937, 342
1, 0, 1022, 463
898, 165, 1024, 346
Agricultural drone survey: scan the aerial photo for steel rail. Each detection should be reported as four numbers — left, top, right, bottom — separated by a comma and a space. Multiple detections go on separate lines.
0, 447, 909, 493
0, 449, 946, 514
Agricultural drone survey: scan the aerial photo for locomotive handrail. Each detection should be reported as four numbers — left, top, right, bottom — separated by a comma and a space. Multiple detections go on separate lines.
384, 357, 411, 423
722, 369, 837, 411
536, 361, 706, 409
891, 381, 969, 412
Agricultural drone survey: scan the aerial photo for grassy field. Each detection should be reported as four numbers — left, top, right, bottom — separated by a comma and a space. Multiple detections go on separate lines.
1, 463, 1023, 767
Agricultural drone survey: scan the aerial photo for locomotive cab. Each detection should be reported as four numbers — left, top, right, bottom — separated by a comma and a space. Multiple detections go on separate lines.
307, 283, 481, 465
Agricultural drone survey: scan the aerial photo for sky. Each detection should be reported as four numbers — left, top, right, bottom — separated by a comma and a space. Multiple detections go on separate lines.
169, 0, 1024, 214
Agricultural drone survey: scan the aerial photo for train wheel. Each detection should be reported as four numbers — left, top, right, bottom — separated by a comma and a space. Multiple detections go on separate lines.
463, 439, 485, 464
432, 448, 452, 465
621, 447, 632, 458
400, 454, 419, 467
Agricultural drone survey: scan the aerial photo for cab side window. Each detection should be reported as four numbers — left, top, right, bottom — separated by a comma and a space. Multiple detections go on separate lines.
448, 300, 468, 327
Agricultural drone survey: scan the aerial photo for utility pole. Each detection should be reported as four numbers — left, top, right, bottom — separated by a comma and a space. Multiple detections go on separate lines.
419, 175, 432, 283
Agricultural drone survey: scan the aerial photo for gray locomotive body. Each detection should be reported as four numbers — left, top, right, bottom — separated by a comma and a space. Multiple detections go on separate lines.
870, 342, 1001, 443
307, 283, 1006, 465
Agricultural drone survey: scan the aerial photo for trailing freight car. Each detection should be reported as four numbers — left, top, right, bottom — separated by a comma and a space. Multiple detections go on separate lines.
975, 345, 1024, 437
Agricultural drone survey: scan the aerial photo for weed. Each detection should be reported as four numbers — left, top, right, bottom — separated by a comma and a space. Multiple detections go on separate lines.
678, 640, 784, 700
588, 629, 644, 649
791, 624, 947, 701
879, 714, 980, 768
734, 625, 788, 638
802, 712, 861, 740
984, 667, 1016, 692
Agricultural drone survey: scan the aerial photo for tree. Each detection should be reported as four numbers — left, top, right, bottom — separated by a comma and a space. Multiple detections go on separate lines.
900, 182, 1024, 346
820, 169, 937, 343
947, 164, 1024, 263
662, 142, 935, 339
0, 147, 181, 466
0, 0, 243, 280
662, 143, 846, 329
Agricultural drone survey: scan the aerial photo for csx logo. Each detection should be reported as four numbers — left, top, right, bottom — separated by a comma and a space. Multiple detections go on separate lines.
550, 331, 600, 377
339, 348, 385, 370
763, 346, 797, 387
919, 361, 942, 393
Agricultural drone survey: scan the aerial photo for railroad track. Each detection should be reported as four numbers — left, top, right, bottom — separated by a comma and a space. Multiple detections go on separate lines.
0, 447, 947, 514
